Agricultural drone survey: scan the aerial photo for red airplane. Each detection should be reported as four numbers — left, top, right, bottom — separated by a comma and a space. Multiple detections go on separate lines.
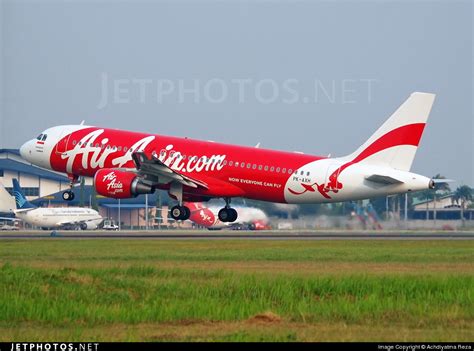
186, 202, 270, 230
20, 92, 439, 223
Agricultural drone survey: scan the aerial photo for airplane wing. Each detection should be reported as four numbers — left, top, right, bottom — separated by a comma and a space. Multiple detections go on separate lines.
13, 208, 35, 214
132, 152, 208, 189
0, 217, 21, 222
55, 217, 102, 226
365, 174, 404, 185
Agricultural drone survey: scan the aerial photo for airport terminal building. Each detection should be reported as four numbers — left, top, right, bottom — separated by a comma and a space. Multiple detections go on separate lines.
0, 149, 70, 198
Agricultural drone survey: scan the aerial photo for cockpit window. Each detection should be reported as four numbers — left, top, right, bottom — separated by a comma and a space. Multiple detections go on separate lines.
41, 134, 47, 141
36, 134, 43, 140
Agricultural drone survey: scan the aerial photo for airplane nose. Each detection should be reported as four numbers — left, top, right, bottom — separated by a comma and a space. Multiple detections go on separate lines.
19, 141, 32, 160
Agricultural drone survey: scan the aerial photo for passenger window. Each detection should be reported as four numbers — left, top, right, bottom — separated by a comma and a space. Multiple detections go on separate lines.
307, 171, 310, 176
229, 161, 233, 166
300, 171, 304, 175
252, 164, 256, 170
72, 140, 77, 145
288, 169, 292, 174
264, 166, 269, 171
276, 167, 281, 172
270, 166, 275, 172
241, 163, 245, 168
124, 147, 128, 152
282, 168, 286, 173
258, 165, 262, 170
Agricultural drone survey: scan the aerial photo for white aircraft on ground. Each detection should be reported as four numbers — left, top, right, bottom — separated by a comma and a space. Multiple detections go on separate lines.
4, 179, 103, 230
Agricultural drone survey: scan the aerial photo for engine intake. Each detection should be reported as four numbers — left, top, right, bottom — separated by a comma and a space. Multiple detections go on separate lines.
94, 169, 154, 199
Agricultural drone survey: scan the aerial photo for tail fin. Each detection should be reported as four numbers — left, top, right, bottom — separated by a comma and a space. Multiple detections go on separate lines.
12, 179, 36, 210
343, 92, 435, 171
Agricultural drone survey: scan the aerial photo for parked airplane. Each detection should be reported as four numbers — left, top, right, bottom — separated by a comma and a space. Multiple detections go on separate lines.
9, 179, 103, 230
19, 92, 440, 223
186, 202, 270, 230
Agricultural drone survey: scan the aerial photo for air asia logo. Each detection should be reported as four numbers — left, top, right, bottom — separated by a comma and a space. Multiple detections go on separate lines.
288, 123, 427, 199
155, 144, 226, 173
61, 129, 155, 173
288, 166, 345, 199
199, 209, 215, 225
102, 171, 124, 194
60, 129, 226, 174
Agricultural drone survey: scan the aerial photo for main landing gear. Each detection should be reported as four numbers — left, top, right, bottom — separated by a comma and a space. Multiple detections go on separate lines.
169, 182, 191, 221
170, 205, 191, 221
62, 174, 80, 201
218, 198, 238, 223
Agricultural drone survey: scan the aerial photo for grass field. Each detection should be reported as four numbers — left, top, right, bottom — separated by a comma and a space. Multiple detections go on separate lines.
0, 239, 472, 341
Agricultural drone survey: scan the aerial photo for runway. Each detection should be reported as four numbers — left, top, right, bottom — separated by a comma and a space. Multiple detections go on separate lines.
0, 230, 473, 240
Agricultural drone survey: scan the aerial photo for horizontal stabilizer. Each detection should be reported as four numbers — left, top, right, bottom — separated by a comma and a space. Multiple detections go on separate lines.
365, 174, 404, 185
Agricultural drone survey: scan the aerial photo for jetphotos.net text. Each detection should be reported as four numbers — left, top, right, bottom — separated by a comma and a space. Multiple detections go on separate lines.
97, 73, 377, 109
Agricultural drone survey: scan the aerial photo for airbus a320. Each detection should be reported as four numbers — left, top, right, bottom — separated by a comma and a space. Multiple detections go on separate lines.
20, 92, 440, 223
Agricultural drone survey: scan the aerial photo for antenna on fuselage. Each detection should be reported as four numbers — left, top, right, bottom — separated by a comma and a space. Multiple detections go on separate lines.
80, 120, 85, 125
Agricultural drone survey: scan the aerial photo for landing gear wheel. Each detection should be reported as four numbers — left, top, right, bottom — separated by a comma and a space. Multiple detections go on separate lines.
218, 208, 238, 222
170, 205, 191, 221
182, 206, 191, 220
228, 208, 238, 222
62, 190, 75, 201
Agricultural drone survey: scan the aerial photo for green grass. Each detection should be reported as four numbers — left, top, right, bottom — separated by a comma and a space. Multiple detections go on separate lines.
0, 239, 473, 341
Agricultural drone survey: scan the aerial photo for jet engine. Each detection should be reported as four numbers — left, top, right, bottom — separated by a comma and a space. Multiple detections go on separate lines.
94, 169, 154, 199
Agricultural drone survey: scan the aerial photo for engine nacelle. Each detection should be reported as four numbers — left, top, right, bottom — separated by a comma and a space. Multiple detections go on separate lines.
94, 169, 154, 199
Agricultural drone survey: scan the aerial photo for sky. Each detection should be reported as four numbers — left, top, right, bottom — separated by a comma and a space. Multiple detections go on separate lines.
1, 0, 473, 186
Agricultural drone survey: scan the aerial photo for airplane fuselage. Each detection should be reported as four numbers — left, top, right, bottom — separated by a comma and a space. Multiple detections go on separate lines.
15, 207, 103, 229
20, 124, 432, 204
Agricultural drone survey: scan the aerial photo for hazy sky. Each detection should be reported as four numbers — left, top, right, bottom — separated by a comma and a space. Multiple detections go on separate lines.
1, 0, 473, 186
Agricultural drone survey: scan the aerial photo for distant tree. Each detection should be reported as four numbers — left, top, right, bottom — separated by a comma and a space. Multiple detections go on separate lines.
431, 174, 451, 222
452, 185, 473, 227
417, 189, 435, 220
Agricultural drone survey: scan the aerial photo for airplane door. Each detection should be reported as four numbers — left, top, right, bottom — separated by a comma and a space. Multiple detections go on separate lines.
55, 130, 71, 154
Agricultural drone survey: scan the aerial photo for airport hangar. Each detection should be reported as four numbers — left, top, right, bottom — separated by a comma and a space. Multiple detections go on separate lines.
0, 149, 176, 229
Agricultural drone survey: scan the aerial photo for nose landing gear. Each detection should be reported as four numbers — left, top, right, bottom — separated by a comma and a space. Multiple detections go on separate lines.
62, 190, 75, 201
62, 174, 80, 201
